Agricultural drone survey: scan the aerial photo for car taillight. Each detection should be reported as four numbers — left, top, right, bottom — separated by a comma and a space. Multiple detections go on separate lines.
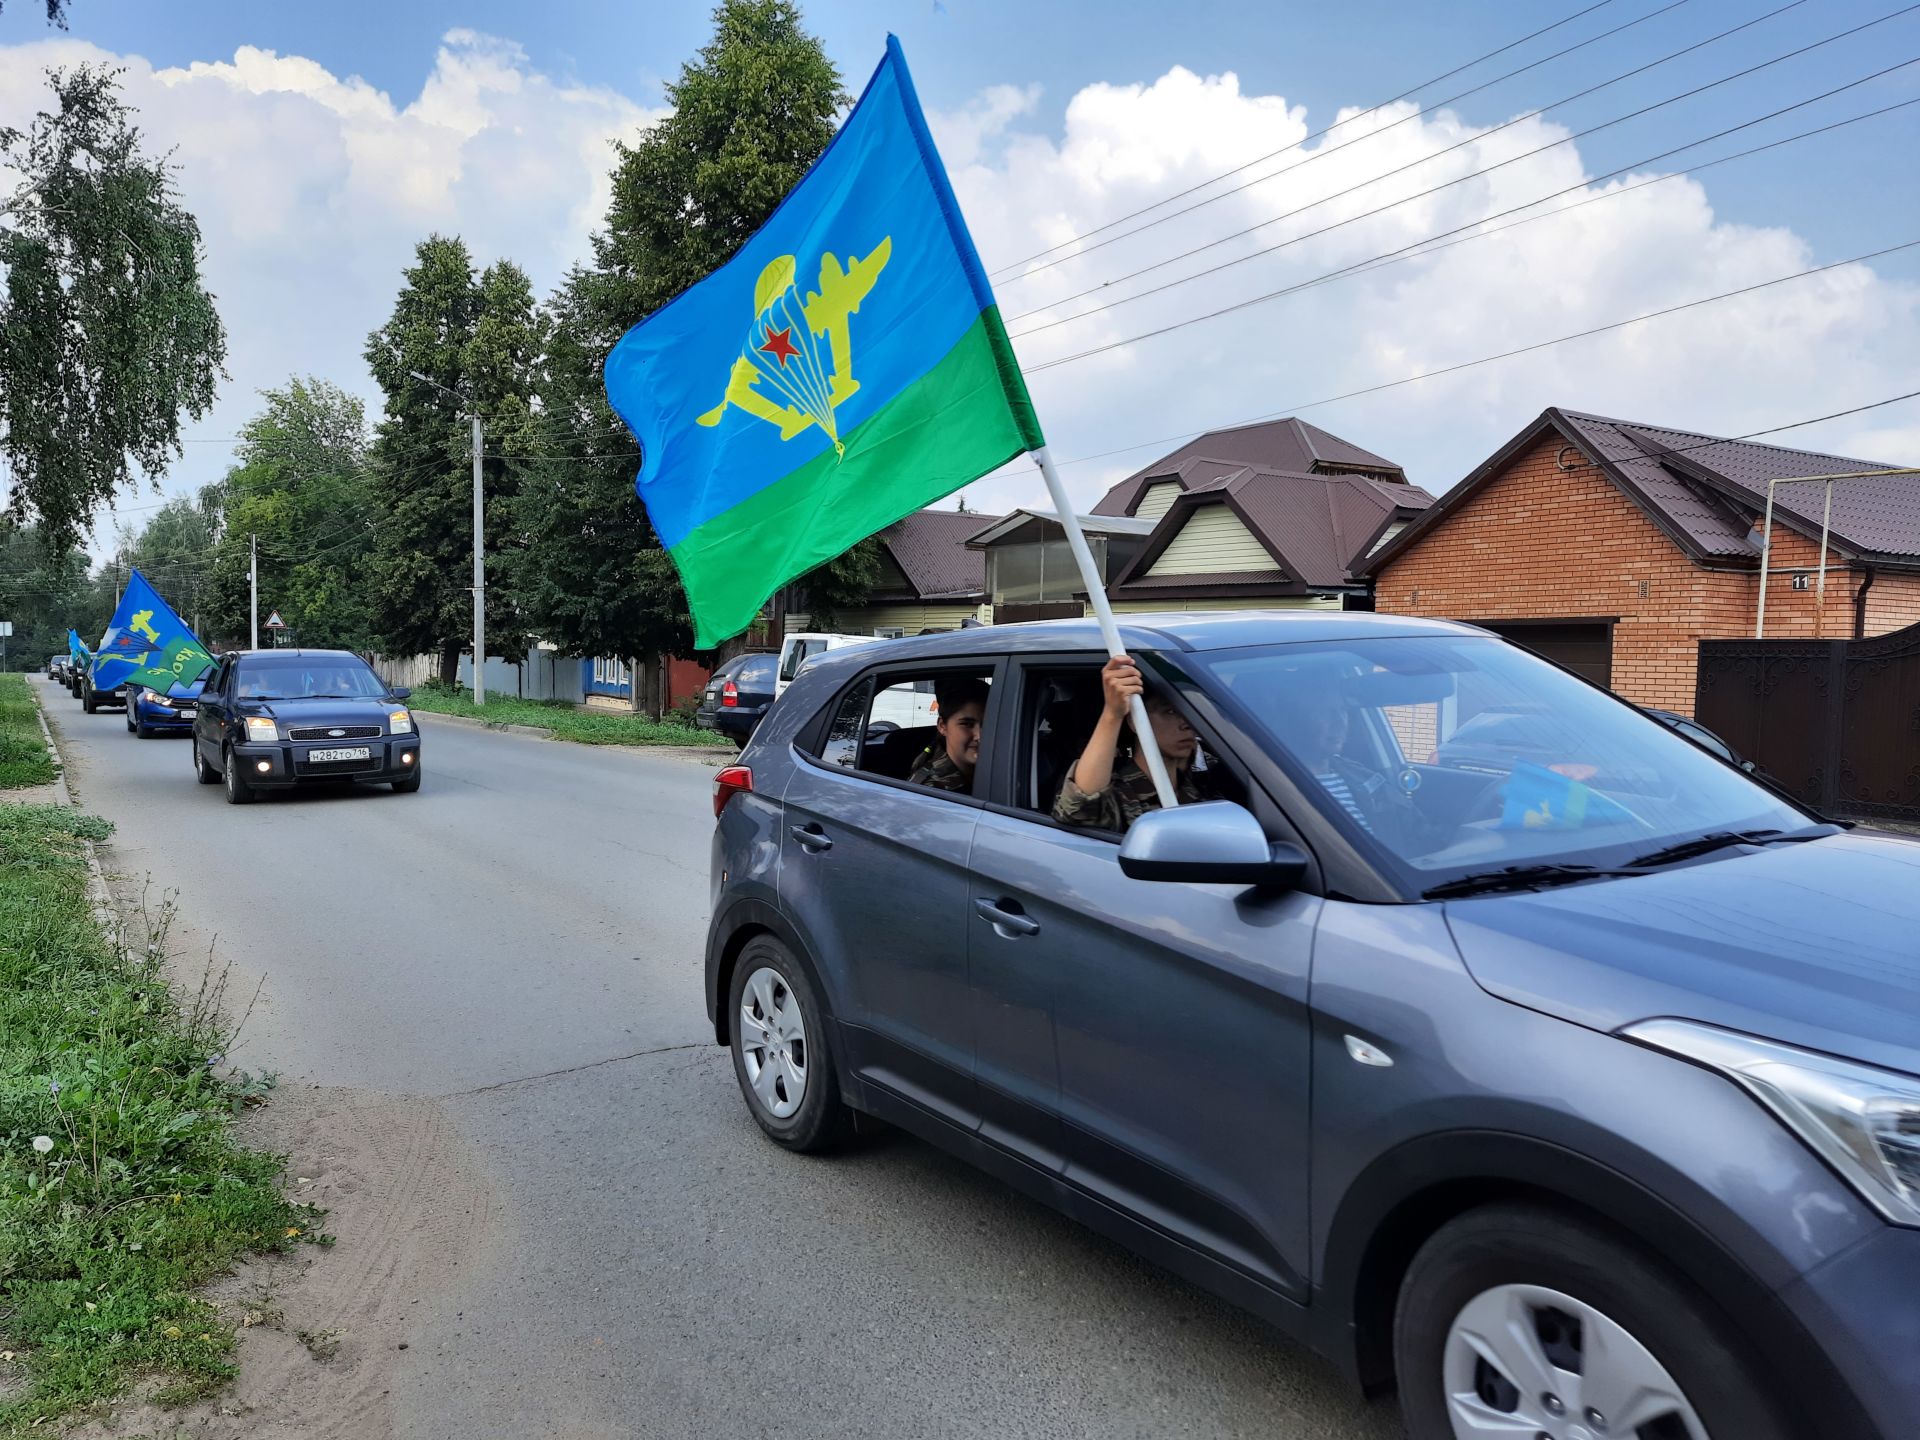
722, 680, 739, 707
713, 765, 753, 819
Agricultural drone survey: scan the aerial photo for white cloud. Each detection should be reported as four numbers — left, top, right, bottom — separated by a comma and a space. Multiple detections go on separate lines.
3, 32, 1914, 550
0, 31, 663, 549
936, 67, 1920, 514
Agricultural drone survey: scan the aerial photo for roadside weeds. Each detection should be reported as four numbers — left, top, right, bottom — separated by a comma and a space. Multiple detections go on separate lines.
0, 682, 315, 1436
403, 683, 731, 749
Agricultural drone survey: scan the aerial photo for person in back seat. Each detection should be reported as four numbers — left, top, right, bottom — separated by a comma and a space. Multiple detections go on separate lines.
908, 676, 988, 795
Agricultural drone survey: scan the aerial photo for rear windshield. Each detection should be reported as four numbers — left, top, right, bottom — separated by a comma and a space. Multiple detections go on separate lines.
736, 655, 778, 688
235, 658, 386, 700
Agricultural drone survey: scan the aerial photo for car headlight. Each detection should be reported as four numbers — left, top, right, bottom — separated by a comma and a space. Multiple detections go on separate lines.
244, 716, 279, 743
140, 689, 168, 706
388, 709, 413, 735
1626, 1018, 1920, 1226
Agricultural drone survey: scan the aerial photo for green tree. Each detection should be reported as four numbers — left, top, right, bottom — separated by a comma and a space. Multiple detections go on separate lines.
364, 237, 541, 683
202, 378, 376, 651
1, 66, 225, 554
0, 522, 98, 670
516, 0, 871, 702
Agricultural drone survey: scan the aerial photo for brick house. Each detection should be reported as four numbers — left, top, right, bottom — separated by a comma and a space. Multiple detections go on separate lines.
1363, 408, 1920, 714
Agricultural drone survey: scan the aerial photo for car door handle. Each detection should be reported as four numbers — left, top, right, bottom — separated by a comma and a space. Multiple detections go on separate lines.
974, 897, 1040, 937
789, 824, 832, 853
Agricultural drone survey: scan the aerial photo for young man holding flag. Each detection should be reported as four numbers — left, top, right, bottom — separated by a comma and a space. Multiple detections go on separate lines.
603, 34, 1179, 810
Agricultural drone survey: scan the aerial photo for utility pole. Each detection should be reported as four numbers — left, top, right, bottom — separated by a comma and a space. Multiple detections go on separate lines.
250, 534, 259, 649
472, 411, 486, 706
409, 370, 485, 705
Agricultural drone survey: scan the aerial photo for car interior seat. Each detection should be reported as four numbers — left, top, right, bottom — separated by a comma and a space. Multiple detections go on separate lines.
864, 724, 940, 780
1031, 673, 1104, 810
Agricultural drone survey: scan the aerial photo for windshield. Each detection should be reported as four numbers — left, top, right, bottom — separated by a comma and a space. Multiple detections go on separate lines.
235, 658, 387, 700
1197, 635, 1809, 891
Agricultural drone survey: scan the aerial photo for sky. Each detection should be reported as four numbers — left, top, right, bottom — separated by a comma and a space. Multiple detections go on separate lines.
2, 0, 1917, 553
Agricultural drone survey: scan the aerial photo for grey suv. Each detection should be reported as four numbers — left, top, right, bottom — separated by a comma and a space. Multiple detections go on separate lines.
705, 613, 1920, 1440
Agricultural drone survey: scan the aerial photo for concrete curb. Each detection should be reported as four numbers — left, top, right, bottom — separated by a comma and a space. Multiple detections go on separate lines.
29, 679, 120, 931
411, 708, 734, 764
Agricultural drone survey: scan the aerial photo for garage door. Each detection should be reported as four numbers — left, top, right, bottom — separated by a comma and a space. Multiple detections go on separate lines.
1476, 621, 1613, 688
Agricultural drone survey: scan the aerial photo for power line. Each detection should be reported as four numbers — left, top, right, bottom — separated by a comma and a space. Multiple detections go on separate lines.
1009, 1, 1909, 327
997, 0, 1817, 287
992, 0, 1635, 277
1017, 65, 1920, 364
1033, 241, 1920, 470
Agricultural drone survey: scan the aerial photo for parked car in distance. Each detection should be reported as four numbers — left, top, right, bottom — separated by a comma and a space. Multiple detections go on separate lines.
774, 631, 876, 699
47, 656, 66, 680
707, 611, 1919, 1440
695, 652, 779, 747
126, 674, 206, 739
776, 629, 934, 730
192, 649, 421, 805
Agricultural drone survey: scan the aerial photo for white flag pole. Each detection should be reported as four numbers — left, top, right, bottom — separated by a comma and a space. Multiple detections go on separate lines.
1032, 444, 1178, 809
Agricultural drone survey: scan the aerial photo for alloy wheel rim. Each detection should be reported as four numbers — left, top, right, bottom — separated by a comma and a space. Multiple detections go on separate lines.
738, 966, 807, 1120
1442, 1282, 1707, 1440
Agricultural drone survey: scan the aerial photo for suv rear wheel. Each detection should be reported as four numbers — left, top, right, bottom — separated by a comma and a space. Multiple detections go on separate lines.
1394, 1203, 1790, 1440
727, 936, 851, 1152
193, 740, 219, 785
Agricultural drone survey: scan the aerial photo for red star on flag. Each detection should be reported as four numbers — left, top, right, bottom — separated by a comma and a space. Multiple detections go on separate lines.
757, 325, 800, 368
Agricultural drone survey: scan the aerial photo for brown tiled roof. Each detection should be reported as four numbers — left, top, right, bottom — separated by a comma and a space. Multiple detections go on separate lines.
874, 509, 1003, 599
1363, 408, 1919, 575
1109, 467, 1436, 598
1092, 417, 1406, 516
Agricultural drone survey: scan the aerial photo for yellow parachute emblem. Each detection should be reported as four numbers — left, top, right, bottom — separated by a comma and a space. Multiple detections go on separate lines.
697, 238, 891, 457
130, 610, 161, 645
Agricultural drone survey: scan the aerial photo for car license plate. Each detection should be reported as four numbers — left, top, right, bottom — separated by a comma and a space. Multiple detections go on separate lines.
308, 746, 371, 763
175, 707, 195, 717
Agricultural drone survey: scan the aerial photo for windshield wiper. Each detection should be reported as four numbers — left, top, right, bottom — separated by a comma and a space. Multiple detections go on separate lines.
1423, 863, 1644, 901
1626, 827, 1830, 869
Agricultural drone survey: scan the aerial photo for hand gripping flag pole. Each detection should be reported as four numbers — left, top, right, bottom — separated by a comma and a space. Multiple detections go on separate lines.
604, 34, 1177, 808
1031, 446, 1179, 809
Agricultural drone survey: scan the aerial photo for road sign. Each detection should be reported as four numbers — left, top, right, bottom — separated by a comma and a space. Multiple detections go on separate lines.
264, 611, 287, 629
0, 620, 12, 636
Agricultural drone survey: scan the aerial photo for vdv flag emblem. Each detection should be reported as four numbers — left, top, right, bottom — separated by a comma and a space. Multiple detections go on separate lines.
697, 240, 892, 456
604, 36, 1042, 648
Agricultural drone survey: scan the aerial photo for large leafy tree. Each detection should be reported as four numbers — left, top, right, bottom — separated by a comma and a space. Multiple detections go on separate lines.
516, 0, 875, 704
0, 66, 225, 554
200, 378, 376, 651
364, 236, 541, 683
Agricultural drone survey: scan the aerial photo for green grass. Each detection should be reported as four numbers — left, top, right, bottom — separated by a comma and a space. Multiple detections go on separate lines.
0, 676, 58, 790
0, 802, 313, 1434
406, 684, 732, 747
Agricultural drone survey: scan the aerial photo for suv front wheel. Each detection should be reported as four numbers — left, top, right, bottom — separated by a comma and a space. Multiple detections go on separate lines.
727, 936, 851, 1152
1394, 1203, 1790, 1440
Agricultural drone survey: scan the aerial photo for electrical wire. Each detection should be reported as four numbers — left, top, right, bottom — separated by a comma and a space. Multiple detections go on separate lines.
1014, 68, 1920, 362
1009, 2, 1913, 327
991, 0, 1636, 276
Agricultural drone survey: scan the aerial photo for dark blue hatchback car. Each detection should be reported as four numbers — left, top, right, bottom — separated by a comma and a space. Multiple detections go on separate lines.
192, 649, 421, 804
706, 612, 1920, 1440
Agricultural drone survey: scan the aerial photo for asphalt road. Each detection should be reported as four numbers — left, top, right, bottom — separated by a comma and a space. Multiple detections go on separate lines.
35, 678, 1401, 1440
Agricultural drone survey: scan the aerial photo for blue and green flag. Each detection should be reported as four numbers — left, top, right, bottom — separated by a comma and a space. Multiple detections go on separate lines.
1498, 760, 1639, 831
91, 569, 213, 695
604, 35, 1043, 647
67, 629, 91, 670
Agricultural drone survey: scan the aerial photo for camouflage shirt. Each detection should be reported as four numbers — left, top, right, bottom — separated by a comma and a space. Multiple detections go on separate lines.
908, 746, 972, 795
1052, 756, 1202, 834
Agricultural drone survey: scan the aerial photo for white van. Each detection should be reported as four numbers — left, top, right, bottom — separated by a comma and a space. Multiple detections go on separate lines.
775, 631, 936, 730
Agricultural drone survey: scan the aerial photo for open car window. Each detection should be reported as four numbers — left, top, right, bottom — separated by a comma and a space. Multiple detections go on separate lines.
1015, 662, 1247, 831
813, 668, 995, 798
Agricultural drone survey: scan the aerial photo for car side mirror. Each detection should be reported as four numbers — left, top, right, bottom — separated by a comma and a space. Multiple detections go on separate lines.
1118, 801, 1308, 888
1741, 759, 1757, 774
390, 686, 412, 701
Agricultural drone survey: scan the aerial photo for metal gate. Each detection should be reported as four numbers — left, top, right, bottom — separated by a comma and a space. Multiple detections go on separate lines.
1696, 621, 1920, 823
